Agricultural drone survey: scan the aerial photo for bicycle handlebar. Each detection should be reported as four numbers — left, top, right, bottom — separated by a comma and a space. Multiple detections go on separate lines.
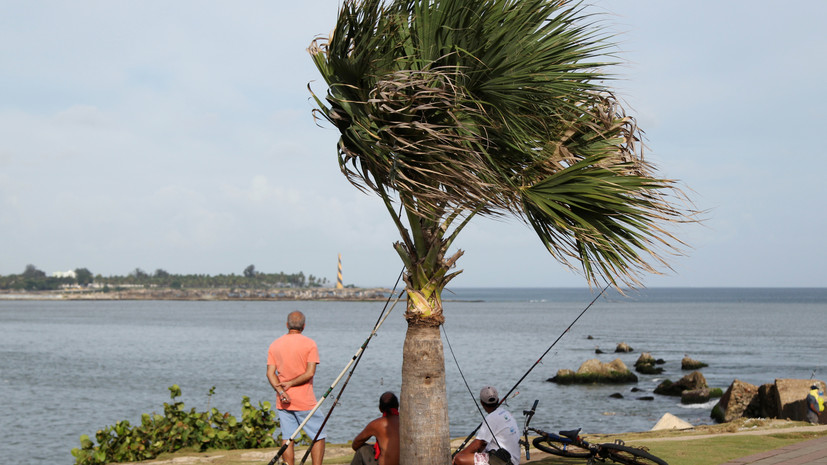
523, 399, 538, 424
521, 400, 539, 461
526, 399, 539, 415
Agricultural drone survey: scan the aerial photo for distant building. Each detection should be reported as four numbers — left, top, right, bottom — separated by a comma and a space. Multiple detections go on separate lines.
52, 270, 77, 279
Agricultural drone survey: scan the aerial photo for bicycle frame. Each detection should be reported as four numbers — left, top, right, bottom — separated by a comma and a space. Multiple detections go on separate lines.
519, 400, 668, 465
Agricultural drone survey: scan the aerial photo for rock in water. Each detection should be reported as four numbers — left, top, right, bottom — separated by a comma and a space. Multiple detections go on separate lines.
635, 352, 664, 374
655, 371, 708, 396
548, 359, 638, 384
681, 388, 711, 404
681, 355, 708, 370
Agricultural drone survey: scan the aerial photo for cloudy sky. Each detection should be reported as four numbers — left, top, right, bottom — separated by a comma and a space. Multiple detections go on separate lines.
1, 1, 825, 288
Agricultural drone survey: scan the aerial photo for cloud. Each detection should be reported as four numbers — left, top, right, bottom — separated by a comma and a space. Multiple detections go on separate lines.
1, 0, 825, 287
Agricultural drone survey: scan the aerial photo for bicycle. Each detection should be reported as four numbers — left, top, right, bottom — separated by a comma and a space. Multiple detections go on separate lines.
519, 400, 668, 465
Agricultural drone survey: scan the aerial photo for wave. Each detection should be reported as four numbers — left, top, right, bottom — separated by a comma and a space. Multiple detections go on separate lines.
676, 399, 718, 409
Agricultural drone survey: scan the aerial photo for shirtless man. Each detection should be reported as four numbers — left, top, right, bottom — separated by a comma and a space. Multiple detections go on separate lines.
350, 391, 400, 465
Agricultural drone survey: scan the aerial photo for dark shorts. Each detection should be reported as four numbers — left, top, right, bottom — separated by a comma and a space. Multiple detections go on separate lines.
350, 444, 378, 465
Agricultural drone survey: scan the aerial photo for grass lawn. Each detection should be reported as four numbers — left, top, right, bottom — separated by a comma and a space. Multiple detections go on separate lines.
118, 420, 827, 465
527, 431, 827, 465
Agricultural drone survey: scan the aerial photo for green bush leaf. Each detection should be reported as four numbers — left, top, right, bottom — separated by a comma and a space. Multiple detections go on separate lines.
73, 385, 282, 465
79, 434, 94, 450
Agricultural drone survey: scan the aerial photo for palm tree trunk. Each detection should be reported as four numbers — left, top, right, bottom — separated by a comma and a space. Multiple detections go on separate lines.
400, 320, 450, 465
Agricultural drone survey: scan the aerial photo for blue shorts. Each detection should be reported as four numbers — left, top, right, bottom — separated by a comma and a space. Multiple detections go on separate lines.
277, 408, 327, 441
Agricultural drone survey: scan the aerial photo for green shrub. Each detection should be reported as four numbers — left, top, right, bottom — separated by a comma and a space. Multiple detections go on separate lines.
71, 385, 303, 465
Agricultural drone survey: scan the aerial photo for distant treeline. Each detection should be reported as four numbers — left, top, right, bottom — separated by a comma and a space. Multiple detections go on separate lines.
0, 264, 329, 291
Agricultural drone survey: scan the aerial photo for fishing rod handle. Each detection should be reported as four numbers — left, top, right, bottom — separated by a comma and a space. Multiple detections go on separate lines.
268, 443, 288, 465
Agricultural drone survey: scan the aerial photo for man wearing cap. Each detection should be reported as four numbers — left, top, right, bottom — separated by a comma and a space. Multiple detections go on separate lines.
806, 384, 824, 424
452, 386, 520, 465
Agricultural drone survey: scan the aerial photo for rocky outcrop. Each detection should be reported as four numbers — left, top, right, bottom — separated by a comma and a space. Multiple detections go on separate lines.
615, 342, 633, 353
681, 388, 712, 404
711, 379, 759, 423
635, 352, 655, 364
578, 358, 625, 376
654, 371, 707, 396
755, 383, 778, 418
554, 368, 575, 378
711, 378, 826, 423
775, 379, 823, 420
548, 358, 638, 384
634, 352, 664, 375
681, 356, 708, 370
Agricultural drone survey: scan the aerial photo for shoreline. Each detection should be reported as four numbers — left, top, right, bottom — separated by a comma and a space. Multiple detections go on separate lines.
0, 287, 393, 302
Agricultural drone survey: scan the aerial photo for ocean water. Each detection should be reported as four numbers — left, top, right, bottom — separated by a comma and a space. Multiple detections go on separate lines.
1, 287, 825, 465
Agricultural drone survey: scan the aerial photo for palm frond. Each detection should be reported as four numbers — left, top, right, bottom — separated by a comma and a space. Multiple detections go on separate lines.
310, 0, 614, 211
309, 0, 697, 287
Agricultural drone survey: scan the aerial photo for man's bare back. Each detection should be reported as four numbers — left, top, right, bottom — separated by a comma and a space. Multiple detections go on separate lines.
351, 392, 400, 465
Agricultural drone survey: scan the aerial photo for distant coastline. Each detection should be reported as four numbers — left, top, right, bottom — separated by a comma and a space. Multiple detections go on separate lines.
0, 287, 392, 301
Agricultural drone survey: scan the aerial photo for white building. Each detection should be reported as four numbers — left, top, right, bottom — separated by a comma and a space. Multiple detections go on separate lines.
52, 270, 77, 279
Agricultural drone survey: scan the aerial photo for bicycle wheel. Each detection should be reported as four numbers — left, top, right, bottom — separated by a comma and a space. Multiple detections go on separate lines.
532, 436, 591, 458
598, 443, 667, 465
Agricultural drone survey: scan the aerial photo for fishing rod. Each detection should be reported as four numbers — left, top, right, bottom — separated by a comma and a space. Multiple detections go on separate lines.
451, 282, 611, 458
297, 271, 406, 465
292, 204, 408, 464
267, 280, 406, 465
443, 324, 509, 460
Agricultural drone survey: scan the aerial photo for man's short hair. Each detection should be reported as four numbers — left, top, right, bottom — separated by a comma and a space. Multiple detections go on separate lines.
287, 311, 305, 330
379, 391, 399, 413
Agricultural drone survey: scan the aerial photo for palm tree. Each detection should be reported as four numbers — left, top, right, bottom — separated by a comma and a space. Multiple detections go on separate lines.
309, 0, 694, 462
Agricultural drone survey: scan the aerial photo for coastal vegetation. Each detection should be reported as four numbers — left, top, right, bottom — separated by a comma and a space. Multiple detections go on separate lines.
71, 385, 308, 465
97, 419, 827, 465
0, 264, 329, 292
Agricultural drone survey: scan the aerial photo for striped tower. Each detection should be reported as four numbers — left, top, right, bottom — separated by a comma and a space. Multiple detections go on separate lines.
336, 254, 343, 289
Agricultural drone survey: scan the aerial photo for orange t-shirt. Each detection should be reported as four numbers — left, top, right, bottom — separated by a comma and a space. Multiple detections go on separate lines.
267, 333, 320, 410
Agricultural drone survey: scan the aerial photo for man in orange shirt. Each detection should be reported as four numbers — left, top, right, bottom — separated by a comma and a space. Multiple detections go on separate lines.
350, 391, 400, 465
266, 311, 325, 465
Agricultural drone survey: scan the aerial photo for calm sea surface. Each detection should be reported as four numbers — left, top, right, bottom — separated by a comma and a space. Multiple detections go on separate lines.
1, 287, 825, 465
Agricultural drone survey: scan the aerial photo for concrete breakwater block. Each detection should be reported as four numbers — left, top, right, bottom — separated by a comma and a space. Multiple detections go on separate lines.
651, 412, 693, 431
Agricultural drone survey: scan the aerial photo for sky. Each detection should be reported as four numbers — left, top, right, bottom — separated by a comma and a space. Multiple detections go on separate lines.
1, 1, 825, 289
